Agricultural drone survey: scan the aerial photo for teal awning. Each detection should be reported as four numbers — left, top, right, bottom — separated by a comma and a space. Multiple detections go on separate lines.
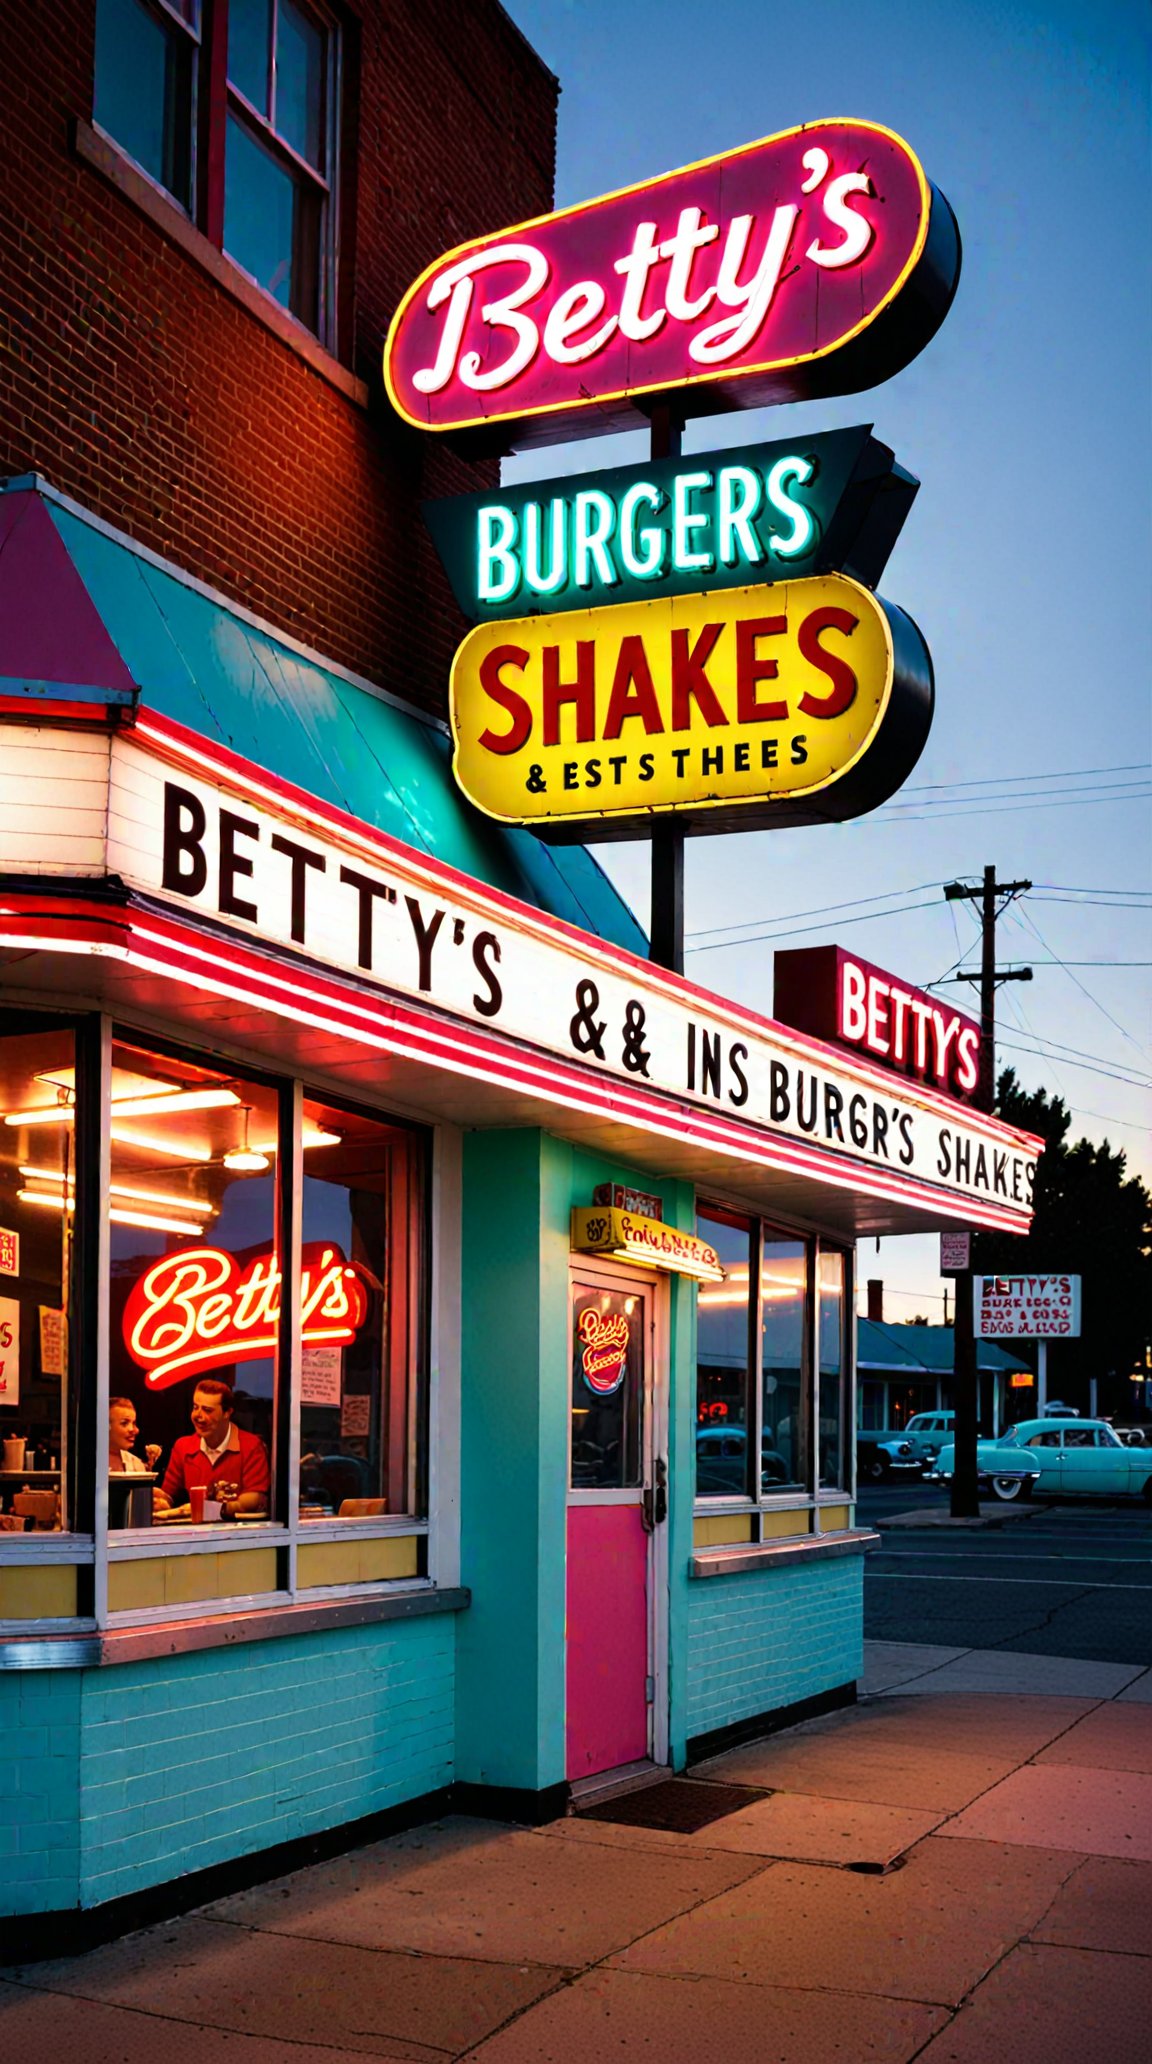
0, 477, 646, 953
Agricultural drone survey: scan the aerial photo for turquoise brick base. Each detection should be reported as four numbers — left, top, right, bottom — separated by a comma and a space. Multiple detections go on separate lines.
685, 1557, 862, 1742
2, 1615, 454, 1919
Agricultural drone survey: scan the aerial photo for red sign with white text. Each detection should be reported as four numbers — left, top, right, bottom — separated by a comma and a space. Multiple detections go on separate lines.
774, 945, 981, 1102
385, 119, 960, 446
122, 1242, 370, 1390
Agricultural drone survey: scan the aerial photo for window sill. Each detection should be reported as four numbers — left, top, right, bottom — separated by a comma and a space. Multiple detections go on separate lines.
0, 1583, 469, 1668
72, 119, 369, 409
691, 1529, 879, 1579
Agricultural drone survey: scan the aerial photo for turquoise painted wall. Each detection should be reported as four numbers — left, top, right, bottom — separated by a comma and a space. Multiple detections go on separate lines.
456, 1128, 696, 1791
1, 1614, 454, 1919
685, 1557, 863, 1742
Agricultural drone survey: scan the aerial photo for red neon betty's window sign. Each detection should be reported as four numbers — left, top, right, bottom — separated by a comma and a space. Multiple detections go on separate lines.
385, 119, 959, 443
122, 1243, 369, 1390
773, 945, 980, 1101
577, 1307, 630, 1397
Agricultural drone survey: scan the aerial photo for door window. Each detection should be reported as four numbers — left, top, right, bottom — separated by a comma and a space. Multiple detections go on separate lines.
570, 1283, 643, 1490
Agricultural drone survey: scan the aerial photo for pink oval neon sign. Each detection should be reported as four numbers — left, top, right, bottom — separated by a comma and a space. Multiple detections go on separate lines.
385, 119, 960, 446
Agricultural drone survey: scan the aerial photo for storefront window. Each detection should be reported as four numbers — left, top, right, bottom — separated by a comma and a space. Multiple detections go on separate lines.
570, 1283, 642, 1490
109, 1038, 279, 1527
298, 1096, 426, 1520
817, 1248, 848, 1488
0, 1023, 77, 1536
761, 1239, 807, 1494
695, 1211, 752, 1497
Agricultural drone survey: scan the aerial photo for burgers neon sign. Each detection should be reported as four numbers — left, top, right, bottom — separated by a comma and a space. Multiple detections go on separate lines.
386, 119, 960, 445
123, 1243, 369, 1389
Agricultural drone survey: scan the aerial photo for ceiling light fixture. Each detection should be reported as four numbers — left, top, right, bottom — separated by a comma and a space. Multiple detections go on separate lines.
223, 1109, 271, 1174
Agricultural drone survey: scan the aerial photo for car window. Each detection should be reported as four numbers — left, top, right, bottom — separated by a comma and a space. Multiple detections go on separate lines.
1098, 1427, 1123, 1449
1027, 1431, 1061, 1447
1063, 1428, 1095, 1447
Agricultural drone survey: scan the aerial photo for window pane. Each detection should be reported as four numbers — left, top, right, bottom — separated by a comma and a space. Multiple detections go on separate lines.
228, 0, 272, 112
0, 1024, 76, 1538
109, 1040, 278, 1528
761, 1239, 807, 1493
818, 1249, 846, 1488
570, 1284, 643, 1489
225, 115, 320, 330
695, 1214, 751, 1497
298, 1097, 425, 1521
277, 0, 325, 169
94, 0, 193, 209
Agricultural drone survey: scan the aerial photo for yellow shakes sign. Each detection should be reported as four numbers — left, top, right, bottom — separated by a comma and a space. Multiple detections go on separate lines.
449, 575, 933, 839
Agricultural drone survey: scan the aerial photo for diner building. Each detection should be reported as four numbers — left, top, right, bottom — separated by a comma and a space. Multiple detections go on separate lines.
0, 0, 1041, 1949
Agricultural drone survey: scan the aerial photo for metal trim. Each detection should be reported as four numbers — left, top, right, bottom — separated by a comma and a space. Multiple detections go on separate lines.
0, 1584, 469, 1667
691, 1529, 878, 1579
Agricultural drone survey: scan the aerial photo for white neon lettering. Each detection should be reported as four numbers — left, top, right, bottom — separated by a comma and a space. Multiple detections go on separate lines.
932, 1009, 961, 1084
614, 220, 667, 342
659, 205, 720, 321
800, 147, 831, 194
672, 472, 713, 572
412, 243, 547, 395
841, 960, 868, 1042
573, 491, 618, 589
909, 995, 932, 1072
765, 456, 816, 558
888, 986, 912, 1062
717, 467, 764, 567
524, 500, 568, 594
619, 483, 665, 579
866, 977, 891, 1055
477, 506, 520, 603
542, 279, 617, 364
807, 173, 875, 270
689, 204, 800, 364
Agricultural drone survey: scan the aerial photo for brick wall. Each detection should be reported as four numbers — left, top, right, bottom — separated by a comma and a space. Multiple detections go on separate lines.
685, 1559, 863, 1741
0, 1615, 455, 1918
0, 0, 558, 718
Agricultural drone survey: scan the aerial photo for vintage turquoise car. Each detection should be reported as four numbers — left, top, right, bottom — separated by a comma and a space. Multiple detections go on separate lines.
930, 1417, 1152, 1504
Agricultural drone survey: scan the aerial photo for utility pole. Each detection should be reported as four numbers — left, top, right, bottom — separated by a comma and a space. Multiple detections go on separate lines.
941, 866, 1031, 1516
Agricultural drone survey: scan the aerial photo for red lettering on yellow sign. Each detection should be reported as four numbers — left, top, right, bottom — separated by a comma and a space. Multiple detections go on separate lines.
122, 1243, 370, 1389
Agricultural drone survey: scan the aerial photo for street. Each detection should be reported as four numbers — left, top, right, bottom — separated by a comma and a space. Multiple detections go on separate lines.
860, 1486, 1152, 1667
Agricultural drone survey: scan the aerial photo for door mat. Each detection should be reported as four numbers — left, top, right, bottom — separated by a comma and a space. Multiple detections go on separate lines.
577, 1778, 770, 1833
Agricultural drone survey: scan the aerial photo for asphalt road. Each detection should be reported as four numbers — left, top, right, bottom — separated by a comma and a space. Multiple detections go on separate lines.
859, 1483, 1152, 1667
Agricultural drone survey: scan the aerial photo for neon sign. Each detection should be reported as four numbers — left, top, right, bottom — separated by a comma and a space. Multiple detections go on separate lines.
385, 120, 960, 445
122, 1242, 369, 1389
423, 429, 918, 621
577, 1306, 630, 1395
450, 575, 933, 838
774, 947, 981, 1101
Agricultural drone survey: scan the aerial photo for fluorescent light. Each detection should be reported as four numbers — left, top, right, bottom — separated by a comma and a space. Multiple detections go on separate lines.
110, 1126, 213, 1162
21, 1167, 209, 1216
4, 1104, 74, 1127
18, 1189, 205, 1237
108, 1088, 240, 1118
249, 1127, 343, 1154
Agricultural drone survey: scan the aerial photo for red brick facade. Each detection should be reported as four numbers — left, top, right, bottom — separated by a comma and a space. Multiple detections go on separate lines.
0, 0, 558, 717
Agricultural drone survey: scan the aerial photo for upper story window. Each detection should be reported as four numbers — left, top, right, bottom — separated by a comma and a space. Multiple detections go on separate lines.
93, 0, 340, 344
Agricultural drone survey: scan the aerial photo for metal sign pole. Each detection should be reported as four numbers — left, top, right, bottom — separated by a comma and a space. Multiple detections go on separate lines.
648, 403, 685, 974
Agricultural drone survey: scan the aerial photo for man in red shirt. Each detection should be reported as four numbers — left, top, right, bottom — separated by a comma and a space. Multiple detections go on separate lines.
155, 1380, 270, 1519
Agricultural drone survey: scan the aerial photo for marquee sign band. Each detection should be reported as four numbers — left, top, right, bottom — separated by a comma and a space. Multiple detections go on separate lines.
385, 118, 961, 446
449, 574, 933, 838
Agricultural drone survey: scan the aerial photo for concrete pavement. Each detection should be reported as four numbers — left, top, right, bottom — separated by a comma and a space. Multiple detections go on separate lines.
4, 1643, 1152, 2060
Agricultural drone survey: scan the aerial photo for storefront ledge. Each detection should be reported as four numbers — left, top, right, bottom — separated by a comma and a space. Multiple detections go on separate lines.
72, 120, 370, 409
0, 1585, 469, 1669
691, 1529, 879, 1579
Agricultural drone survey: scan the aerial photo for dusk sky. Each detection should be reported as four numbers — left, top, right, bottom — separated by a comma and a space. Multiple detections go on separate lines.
503, 0, 1151, 1323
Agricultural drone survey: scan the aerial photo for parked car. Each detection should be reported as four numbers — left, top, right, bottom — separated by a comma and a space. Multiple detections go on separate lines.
695, 1426, 791, 1495
856, 1433, 924, 1482
900, 1411, 955, 1465
931, 1417, 1152, 1504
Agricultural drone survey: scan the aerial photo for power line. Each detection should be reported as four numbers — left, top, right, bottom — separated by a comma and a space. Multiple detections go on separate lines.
684, 895, 943, 954
685, 880, 942, 943
993, 1035, 1152, 1092
1027, 960, 1151, 968
1035, 883, 1152, 897
866, 787, 1151, 827
883, 777, 1150, 810
901, 761, 1150, 795
1012, 904, 1150, 1061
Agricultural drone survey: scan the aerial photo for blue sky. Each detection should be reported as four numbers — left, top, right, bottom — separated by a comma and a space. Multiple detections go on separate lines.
500, 0, 1151, 1322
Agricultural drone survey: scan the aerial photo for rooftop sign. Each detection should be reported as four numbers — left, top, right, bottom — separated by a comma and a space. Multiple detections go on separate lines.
449, 575, 933, 838
774, 946, 981, 1102
385, 119, 960, 446
424, 427, 918, 620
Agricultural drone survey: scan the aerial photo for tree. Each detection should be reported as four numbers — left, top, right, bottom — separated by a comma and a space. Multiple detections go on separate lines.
972, 1069, 1152, 1417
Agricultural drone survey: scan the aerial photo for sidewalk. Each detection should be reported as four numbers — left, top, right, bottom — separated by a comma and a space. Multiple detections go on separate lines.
3, 1643, 1151, 2062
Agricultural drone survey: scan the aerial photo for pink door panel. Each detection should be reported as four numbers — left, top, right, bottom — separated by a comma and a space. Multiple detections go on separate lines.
566, 1502, 649, 1779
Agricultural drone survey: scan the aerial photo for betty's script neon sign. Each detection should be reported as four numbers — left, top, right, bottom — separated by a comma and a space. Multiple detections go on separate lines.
122, 1243, 369, 1389
386, 120, 960, 444
577, 1306, 631, 1396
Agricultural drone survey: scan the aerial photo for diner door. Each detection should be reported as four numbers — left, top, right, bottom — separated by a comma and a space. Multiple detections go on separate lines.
566, 1266, 668, 1782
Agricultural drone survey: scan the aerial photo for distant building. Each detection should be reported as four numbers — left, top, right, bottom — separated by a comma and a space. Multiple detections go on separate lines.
857, 1319, 1030, 1436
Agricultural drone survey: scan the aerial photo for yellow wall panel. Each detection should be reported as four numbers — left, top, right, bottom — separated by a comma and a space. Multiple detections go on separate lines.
216, 1548, 278, 1597
761, 1510, 811, 1539
358, 1536, 418, 1581
298, 1536, 419, 1588
820, 1505, 851, 1532
0, 1564, 79, 1618
693, 1514, 755, 1548
108, 1559, 166, 1612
